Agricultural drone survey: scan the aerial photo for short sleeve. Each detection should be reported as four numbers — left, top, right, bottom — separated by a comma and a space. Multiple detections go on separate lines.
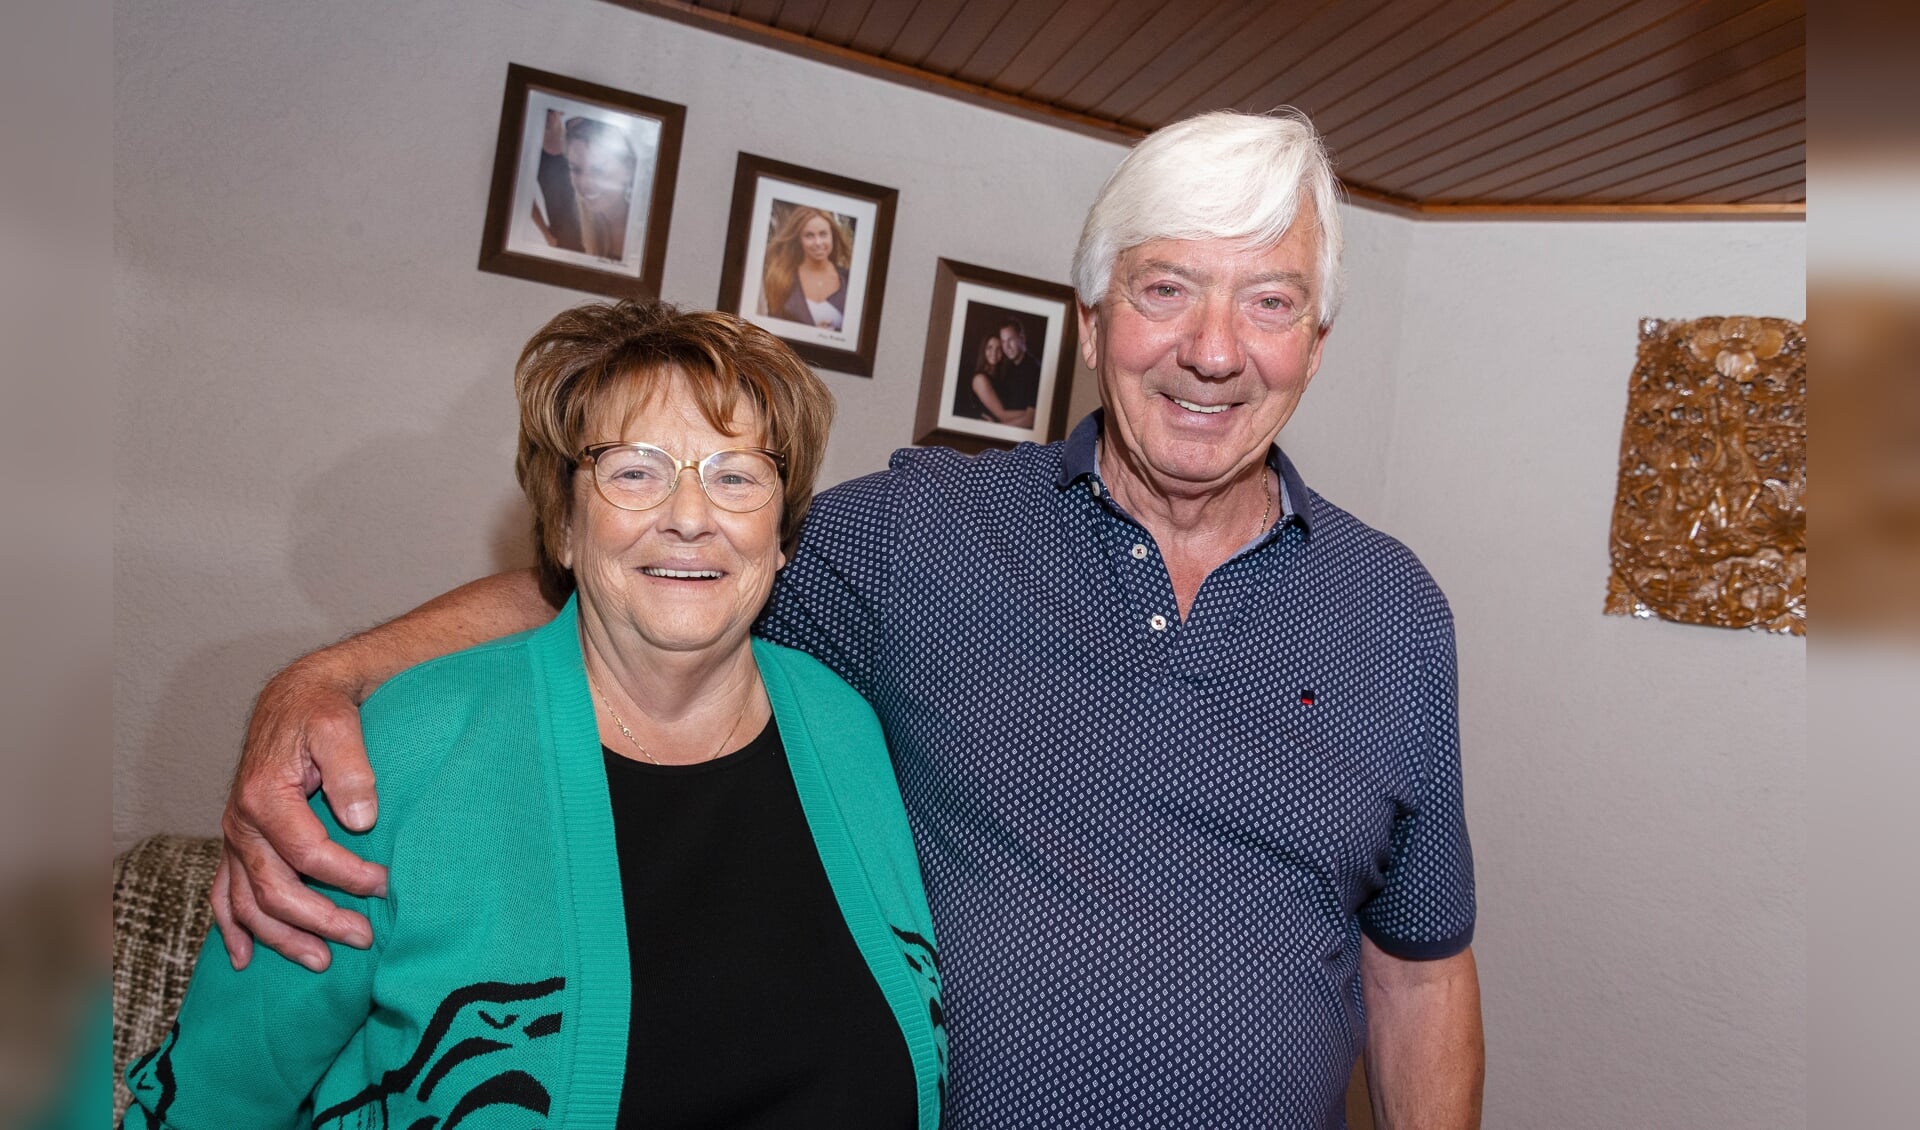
1356, 593, 1476, 959
756, 470, 899, 701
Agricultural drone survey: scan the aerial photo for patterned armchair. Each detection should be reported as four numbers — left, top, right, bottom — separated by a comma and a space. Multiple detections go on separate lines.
111, 836, 220, 1125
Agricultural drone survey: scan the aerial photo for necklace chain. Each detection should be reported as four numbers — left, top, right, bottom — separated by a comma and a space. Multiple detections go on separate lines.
591, 675, 742, 765
1255, 464, 1273, 539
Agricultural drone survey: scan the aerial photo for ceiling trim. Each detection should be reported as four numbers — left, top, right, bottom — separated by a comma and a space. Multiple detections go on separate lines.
615, 1, 1803, 223
614, 0, 1142, 142
1346, 189, 1805, 221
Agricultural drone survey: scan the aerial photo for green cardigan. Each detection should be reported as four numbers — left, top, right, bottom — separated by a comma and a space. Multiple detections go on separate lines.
125, 598, 946, 1129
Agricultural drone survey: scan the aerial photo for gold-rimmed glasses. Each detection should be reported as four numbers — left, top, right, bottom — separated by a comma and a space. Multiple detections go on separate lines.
578, 442, 787, 513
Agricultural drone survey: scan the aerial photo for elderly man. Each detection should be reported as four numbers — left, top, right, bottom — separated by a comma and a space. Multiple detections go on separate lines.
218, 109, 1482, 1128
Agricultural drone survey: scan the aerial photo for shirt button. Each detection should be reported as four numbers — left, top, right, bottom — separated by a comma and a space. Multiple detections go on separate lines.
1130, 543, 1148, 560
1149, 614, 1168, 632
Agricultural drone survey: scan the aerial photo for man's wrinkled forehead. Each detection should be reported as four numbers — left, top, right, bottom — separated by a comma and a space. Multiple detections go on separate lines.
1111, 223, 1322, 289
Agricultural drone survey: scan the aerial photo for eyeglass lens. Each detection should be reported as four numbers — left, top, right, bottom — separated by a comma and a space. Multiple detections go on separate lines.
592, 445, 780, 512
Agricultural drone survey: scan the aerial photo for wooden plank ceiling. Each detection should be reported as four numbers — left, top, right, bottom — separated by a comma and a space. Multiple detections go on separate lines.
624, 0, 1803, 218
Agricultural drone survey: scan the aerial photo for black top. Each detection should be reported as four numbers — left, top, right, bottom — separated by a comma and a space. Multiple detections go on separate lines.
996, 350, 1042, 412
535, 149, 583, 253
602, 717, 917, 1129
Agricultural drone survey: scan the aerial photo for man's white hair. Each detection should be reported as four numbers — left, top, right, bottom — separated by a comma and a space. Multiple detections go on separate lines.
1071, 108, 1345, 327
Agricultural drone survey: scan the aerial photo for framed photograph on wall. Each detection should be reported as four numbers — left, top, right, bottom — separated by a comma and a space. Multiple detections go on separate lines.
913, 259, 1080, 453
716, 154, 897, 377
478, 63, 685, 298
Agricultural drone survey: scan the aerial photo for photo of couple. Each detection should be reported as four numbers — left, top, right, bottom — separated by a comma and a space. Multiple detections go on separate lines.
949, 306, 1045, 429
913, 258, 1077, 453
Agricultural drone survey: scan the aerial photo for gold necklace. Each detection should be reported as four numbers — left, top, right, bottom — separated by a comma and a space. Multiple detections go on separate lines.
1255, 465, 1274, 538
591, 676, 743, 765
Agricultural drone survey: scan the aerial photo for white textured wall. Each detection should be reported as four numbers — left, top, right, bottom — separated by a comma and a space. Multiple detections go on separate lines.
115, 3, 1804, 1125
113, 0, 1130, 849
1386, 221, 1806, 1129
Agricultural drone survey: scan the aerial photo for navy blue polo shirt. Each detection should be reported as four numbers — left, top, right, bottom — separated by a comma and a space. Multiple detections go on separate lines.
758, 412, 1474, 1129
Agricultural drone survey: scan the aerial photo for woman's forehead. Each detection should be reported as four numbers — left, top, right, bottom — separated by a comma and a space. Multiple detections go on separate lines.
585, 368, 765, 444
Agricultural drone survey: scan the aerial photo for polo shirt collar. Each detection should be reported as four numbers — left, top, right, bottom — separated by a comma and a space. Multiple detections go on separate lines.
1055, 410, 1317, 535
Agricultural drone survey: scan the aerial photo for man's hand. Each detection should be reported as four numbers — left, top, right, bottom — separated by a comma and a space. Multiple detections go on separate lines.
1361, 939, 1484, 1129
213, 657, 388, 972
209, 568, 557, 971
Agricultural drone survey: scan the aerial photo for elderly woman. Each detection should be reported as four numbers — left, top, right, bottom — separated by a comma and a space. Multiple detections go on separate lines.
124, 300, 945, 1128
761, 205, 852, 330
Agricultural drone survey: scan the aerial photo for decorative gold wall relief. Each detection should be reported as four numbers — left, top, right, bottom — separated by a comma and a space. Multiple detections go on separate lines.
1605, 316, 1805, 634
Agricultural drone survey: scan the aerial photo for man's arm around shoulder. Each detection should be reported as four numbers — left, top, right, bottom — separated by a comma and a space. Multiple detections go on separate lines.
214, 569, 555, 972
1361, 937, 1484, 1130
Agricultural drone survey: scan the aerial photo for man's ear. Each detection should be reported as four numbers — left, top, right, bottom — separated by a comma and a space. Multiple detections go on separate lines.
1077, 301, 1101, 372
1303, 320, 1333, 388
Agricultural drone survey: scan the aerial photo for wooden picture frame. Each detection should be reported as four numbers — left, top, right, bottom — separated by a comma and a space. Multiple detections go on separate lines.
477, 64, 685, 299
715, 154, 897, 377
913, 258, 1080, 453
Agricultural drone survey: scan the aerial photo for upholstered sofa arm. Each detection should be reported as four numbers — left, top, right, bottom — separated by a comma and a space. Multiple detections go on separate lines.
111, 835, 220, 1126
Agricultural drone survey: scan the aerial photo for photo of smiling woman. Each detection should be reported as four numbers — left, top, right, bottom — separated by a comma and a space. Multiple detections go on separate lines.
760, 202, 856, 332
123, 299, 946, 1129
531, 110, 638, 261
